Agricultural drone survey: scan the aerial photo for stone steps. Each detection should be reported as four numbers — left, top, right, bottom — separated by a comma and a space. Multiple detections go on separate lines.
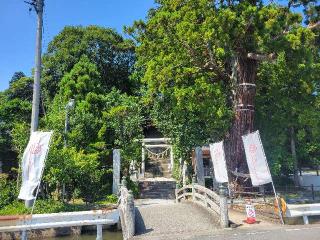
140, 192, 175, 199
144, 172, 171, 178
145, 161, 171, 178
138, 180, 176, 199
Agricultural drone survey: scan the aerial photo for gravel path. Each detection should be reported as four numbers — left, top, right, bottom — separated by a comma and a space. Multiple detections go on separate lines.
133, 199, 220, 240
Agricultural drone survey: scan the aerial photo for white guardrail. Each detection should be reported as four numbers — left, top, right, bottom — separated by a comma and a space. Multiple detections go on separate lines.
0, 209, 119, 240
286, 203, 320, 224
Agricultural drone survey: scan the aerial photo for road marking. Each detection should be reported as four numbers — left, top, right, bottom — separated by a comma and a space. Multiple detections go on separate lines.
286, 226, 320, 232
246, 231, 270, 235
286, 229, 301, 231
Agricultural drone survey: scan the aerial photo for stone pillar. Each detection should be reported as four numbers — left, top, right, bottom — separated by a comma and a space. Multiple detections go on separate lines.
126, 190, 135, 238
119, 178, 135, 240
219, 184, 229, 228
170, 146, 174, 170
113, 149, 121, 194
141, 146, 145, 178
195, 147, 205, 186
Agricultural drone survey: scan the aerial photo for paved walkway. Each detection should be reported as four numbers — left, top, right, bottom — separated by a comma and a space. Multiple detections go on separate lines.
228, 209, 278, 228
133, 199, 220, 240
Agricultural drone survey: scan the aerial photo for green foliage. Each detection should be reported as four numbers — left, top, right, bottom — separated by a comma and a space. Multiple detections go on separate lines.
0, 199, 98, 215
256, 51, 320, 175
100, 89, 144, 173
11, 122, 30, 159
0, 201, 28, 215
127, 0, 319, 174
127, 0, 239, 161
42, 26, 136, 102
9, 71, 25, 85
44, 140, 107, 203
0, 74, 32, 174
0, 174, 17, 209
125, 176, 139, 198
58, 55, 102, 102
105, 194, 118, 204
39, 31, 143, 203
7, 76, 33, 101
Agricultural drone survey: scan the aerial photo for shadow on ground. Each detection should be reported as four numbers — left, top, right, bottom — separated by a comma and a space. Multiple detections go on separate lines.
135, 207, 154, 236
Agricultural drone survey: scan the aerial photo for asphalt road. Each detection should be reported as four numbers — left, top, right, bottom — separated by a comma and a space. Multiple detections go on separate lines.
187, 225, 320, 240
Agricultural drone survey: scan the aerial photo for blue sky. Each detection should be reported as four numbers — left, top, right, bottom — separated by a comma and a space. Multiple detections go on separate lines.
0, 0, 155, 91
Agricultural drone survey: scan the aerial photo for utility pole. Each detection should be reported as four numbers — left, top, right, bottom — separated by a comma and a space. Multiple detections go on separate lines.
30, 0, 43, 132
25, 0, 44, 208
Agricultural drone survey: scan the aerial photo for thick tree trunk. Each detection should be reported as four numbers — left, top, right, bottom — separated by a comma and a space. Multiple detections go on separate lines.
290, 126, 300, 186
226, 56, 258, 186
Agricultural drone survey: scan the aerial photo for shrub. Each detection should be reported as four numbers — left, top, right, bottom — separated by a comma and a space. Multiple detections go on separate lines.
126, 176, 139, 198
0, 174, 17, 209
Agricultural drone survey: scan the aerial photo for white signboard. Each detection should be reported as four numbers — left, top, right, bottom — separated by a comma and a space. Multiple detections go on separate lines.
209, 141, 228, 183
18, 131, 53, 200
246, 204, 256, 219
242, 130, 272, 186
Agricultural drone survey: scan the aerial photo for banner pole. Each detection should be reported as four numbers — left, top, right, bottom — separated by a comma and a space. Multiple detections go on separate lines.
256, 130, 284, 225
222, 141, 232, 197
31, 132, 53, 215
270, 180, 284, 224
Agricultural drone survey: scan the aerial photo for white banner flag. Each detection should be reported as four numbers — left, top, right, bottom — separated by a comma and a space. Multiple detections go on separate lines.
18, 131, 53, 200
209, 141, 228, 183
242, 130, 272, 186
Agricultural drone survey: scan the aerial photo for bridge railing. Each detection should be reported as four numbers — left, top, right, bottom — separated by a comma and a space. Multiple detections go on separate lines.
175, 178, 229, 228
0, 209, 119, 240
118, 178, 135, 240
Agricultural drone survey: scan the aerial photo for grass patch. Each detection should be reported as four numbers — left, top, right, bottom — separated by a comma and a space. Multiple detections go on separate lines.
0, 196, 118, 216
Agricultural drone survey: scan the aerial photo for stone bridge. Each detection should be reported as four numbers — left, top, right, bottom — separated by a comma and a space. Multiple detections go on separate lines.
119, 177, 229, 240
133, 199, 220, 240
118, 138, 229, 240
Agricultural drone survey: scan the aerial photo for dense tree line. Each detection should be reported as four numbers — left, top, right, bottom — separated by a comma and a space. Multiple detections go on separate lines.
0, 26, 143, 204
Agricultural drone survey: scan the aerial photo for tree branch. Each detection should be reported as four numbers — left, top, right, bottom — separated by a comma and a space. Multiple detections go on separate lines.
247, 52, 276, 61
308, 21, 320, 30
204, 42, 230, 80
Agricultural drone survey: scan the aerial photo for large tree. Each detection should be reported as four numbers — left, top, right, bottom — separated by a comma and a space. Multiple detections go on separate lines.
41, 26, 136, 102
127, 0, 319, 184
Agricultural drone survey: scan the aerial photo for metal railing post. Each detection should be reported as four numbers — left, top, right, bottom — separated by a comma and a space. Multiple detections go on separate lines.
219, 184, 229, 228
192, 175, 196, 201
141, 146, 145, 178
175, 183, 179, 203
21, 230, 27, 240
96, 224, 102, 240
